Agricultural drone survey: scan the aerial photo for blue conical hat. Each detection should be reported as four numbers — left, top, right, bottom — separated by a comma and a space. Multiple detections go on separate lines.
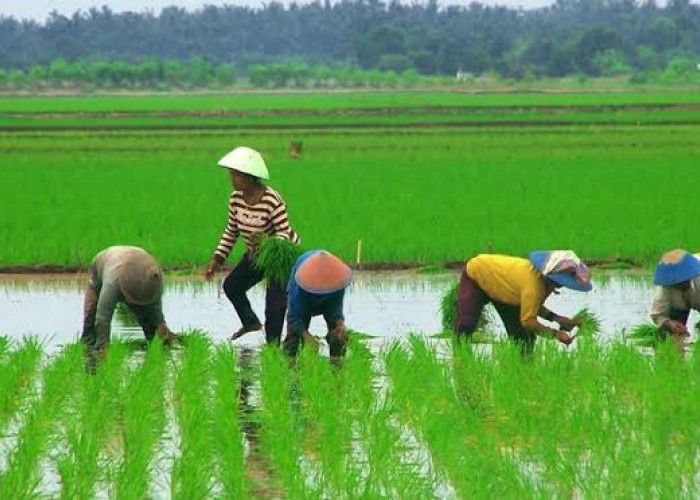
653, 249, 700, 286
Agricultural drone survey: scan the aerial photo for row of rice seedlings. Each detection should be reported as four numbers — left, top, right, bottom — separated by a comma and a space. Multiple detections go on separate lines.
345, 340, 439, 497
385, 336, 534, 496
0, 343, 83, 496
211, 345, 247, 498
294, 346, 364, 496
0, 338, 42, 435
56, 342, 130, 498
257, 346, 320, 498
171, 333, 215, 497
112, 339, 168, 499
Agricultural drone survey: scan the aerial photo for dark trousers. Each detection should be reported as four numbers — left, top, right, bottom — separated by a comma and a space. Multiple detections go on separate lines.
223, 253, 287, 345
454, 270, 536, 353
283, 316, 346, 358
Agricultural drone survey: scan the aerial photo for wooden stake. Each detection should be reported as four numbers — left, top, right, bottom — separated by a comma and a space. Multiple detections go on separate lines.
356, 239, 362, 265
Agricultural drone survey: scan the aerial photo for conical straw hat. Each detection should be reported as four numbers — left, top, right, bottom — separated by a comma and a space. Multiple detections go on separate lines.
295, 251, 352, 294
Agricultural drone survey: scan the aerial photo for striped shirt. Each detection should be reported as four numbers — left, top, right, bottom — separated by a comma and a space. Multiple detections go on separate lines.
214, 186, 300, 261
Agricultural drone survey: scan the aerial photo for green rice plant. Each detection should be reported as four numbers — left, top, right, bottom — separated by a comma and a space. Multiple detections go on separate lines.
254, 236, 303, 287
0, 336, 9, 359
626, 322, 664, 347
572, 308, 602, 337
0, 343, 83, 497
257, 345, 319, 498
210, 345, 247, 498
57, 341, 129, 498
0, 338, 42, 435
439, 281, 495, 340
114, 339, 167, 500
171, 332, 214, 498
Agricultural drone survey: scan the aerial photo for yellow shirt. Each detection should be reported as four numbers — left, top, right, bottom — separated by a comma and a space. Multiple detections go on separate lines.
466, 254, 547, 323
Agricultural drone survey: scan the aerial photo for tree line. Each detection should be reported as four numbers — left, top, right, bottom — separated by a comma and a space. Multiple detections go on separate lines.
0, 0, 699, 84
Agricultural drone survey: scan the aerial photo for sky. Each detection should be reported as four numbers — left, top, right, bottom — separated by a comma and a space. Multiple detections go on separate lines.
0, 0, 556, 22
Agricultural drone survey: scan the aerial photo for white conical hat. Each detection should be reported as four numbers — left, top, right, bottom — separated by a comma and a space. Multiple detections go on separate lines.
217, 146, 269, 180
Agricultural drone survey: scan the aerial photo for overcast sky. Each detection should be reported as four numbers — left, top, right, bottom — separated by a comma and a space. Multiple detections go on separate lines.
0, 0, 556, 21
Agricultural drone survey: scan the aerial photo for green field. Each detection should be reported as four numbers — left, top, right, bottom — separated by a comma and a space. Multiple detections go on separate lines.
1, 91, 699, 269
1, 333, 699, 497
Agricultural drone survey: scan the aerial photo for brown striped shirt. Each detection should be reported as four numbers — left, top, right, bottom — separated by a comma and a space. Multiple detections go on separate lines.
214, 186, 300, 261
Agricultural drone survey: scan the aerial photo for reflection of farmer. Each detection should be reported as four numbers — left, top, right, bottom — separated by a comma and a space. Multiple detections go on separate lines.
81, 246, 175, 352
283, 250, 352, 357
650, 249, 700, 350
204, 147, 300, 344
454, 250, 593, 352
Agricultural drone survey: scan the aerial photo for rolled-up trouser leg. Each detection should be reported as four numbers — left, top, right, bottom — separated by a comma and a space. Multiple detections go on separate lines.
283, 323, 305, 357
492, 301, 536, 355
265, 280, 288, 346
223, 255, 264, 329
81, 286, 99, 346
327, 330, 347, 357
454, 270, 489, 336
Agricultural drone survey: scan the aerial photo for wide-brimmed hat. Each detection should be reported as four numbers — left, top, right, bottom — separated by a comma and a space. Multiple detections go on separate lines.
653, 249, 700, 286
528, 250, 592, 292
118, 252, 163, 305
295, 251, 352, 294
217, 146, 270, 180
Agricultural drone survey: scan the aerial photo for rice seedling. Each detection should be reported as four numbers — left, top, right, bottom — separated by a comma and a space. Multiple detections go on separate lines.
253, 236, 303, 287
626, 322, 664, 347
56, 341, 130, 498
439, 281, 495, 340
257, 345, 317, 498
0, 343, 83, 497
113, 339, 167, 500
572, 308, 602, 338
0, 338, 42, 435
210, 345, 247, 498
171, 332, 215, 498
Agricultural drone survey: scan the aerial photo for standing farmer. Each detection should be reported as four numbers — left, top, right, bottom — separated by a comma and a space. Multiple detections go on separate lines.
81, 246, 176, 354
205, 147, 300, 344
284, 250, 352, 357
649, 249, 700, 350
454, 250, 593, 352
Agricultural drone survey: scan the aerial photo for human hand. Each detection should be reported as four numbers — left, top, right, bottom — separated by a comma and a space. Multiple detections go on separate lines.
554, 330, 574, 345
663, 320, 689, 336
204, 259, 220, 281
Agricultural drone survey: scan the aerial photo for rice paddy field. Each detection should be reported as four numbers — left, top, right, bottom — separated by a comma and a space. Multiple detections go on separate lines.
3, 90, 700, 497
2, 333, 700, 497
2, 90, 700, 269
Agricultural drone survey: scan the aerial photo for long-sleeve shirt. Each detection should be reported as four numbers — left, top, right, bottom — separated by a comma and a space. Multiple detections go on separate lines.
287, 250, 345, 334
214, 186, 299, 261
88, 246, 165, 328
650, 276, 700, 327
466, 254, 547, 323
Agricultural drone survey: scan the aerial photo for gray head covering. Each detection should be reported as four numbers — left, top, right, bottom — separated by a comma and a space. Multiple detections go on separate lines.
117, 250, 163, 305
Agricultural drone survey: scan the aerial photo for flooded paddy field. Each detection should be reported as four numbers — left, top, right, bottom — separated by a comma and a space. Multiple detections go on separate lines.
0, 270, 683, 347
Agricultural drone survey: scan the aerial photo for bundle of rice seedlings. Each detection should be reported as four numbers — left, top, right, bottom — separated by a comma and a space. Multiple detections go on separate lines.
627, 323, 664, 347
572, 308, 602, 337
440, 281, 494, 332
254, 236, 303, 287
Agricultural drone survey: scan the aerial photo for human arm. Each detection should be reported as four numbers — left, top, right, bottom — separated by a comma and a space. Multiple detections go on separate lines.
269, 199, 300, 244
206, 196, 239, 280
650, 286, 689, 335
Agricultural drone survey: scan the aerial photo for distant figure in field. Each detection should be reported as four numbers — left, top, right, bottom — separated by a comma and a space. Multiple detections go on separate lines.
454, 250, 593, 353
284, 250, 352, 357
204, 146, 300, 345
81, 246, 176, 354
649, 249, 700, 350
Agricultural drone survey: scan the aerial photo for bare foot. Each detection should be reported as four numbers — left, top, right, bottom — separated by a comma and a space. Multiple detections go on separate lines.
230, 323, 263, 341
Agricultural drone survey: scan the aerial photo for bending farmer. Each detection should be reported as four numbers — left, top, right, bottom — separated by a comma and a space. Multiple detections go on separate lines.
81, 246, 175, 352
649, 249, 700, 350
284, 250, 352, 357
205, 147, 300, 345
454, 250, 593, 352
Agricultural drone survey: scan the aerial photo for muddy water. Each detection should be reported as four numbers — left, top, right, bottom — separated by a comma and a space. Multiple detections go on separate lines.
0, 271, 691, 349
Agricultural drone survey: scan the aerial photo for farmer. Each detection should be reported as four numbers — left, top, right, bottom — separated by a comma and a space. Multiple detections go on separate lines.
204, 146, 300, 345
454, 250, 593, 352
649, 249, 700, 350
283, 250, 352, 357
81, 246, 176, 353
